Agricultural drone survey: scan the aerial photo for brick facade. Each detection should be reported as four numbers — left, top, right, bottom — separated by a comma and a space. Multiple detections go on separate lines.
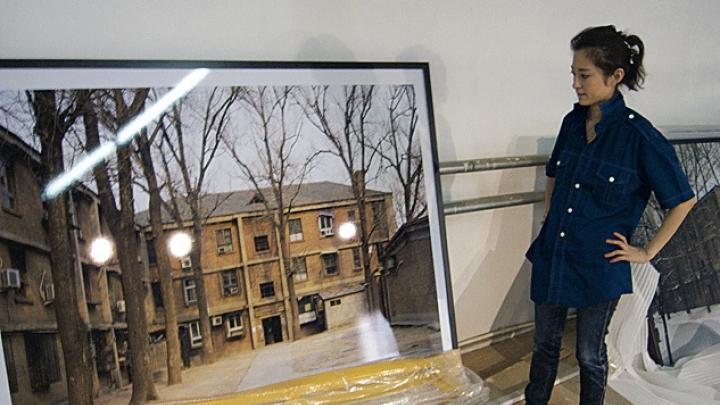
140, 185, 395, 358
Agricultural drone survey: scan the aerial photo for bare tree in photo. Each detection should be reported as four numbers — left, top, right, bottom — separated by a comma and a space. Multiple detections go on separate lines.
635, 141, 720, 254
30, 90, 94, 405
378, 85, 426, 224
633, 195, 664, 249
134, 115, 183, 385
300, 85, 383, 311
158, 87, 241, 363
1, 91, 40, 151
636, 140, 720, 319
678, 142, 720, 197
82, 89, 159, 404
225, 86, 319, 341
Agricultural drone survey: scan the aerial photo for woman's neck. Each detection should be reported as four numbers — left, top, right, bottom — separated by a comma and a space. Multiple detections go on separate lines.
587, 104, 602, 122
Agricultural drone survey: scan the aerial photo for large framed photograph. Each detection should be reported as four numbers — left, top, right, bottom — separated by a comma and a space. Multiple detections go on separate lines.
632, 131, 720, 364
0, 61, 456, 403
607, 130, 720, 403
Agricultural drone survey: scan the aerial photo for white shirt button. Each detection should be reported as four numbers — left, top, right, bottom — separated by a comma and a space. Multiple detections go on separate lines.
557, 160, 561, 166
628, 114, 635, 119
574, 183, 580, 189
567, 208, 573, 213
609, 176, 615, 183
560, 232, 566, 238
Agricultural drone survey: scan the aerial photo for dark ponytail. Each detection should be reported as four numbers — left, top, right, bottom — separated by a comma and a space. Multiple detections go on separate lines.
571, 25, 646, 91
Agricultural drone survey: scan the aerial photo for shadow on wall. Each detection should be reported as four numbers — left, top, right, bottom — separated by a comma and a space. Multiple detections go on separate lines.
295, 37, 455, 200
296, 34, 357, 62
293, 35, 558, 338
489, 135, 556, 331
453, 134, 555, 339
396, 45, 452, 186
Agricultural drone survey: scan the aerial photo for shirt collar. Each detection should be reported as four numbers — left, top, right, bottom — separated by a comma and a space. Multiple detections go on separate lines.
572, 91, 626, 125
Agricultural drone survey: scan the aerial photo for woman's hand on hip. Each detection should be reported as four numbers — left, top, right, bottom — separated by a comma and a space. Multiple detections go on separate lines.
604, 232, 652, 263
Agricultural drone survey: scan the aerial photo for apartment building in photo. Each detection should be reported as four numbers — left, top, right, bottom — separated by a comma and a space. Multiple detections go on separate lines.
136, 181, 396, 362
0, 126, 127, 404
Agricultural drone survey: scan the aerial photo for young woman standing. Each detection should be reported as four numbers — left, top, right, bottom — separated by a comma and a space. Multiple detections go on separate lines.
524, 25, 696, 404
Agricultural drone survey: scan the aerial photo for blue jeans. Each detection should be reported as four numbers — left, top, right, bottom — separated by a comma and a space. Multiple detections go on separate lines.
524, 299, 619, 405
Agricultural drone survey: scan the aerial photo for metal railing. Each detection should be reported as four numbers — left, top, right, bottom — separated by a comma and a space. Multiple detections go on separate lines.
441, 154, 549, 216
439, 126, 720, 216
439, 154, 549, 175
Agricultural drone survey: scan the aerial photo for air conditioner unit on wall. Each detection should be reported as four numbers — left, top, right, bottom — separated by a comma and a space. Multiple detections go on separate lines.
42, 282, 55, 303
181, 257, 192, 271
319, 228, 334, 237
217, 246, 229, 255
116, 300, 126, 313
212, 316, 223, 327
0, 268, 21, 289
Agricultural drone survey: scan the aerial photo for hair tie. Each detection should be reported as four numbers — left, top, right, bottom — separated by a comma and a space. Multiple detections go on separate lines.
624, 38, 638, 66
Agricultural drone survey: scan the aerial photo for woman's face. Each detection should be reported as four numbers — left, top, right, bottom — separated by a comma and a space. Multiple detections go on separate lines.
571, 49, 622, 108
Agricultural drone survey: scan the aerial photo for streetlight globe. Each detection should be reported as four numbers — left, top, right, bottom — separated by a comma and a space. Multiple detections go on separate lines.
338, 222, 357, 240
168, 232, 193, 258
90, 237, 113, 265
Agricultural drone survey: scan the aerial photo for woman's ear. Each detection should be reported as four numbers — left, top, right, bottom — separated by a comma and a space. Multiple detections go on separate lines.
610, 67, 625, 86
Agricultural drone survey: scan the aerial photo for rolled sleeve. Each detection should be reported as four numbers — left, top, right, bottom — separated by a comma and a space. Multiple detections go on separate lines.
639, 129, 695, 209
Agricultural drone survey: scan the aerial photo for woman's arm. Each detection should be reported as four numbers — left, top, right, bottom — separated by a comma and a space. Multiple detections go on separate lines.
604, 196, 697, 263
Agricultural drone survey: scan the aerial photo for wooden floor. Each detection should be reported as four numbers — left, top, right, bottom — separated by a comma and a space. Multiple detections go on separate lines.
461, 321, 632, 404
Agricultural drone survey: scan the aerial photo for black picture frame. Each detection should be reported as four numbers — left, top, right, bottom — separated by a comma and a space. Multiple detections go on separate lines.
0, 59, 458, 399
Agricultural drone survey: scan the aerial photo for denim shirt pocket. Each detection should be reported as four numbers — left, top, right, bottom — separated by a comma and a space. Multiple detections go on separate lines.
593, 162, 634, 208
555, 150, 577, 184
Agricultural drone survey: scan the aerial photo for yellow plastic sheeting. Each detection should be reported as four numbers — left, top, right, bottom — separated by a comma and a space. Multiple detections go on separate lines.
176, 350, 487, 404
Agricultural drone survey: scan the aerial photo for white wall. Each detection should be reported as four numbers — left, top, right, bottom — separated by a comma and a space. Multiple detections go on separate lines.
2, 0, 719, 344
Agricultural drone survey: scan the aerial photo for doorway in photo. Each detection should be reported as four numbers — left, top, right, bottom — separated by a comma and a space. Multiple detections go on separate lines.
262, 316, 284, 345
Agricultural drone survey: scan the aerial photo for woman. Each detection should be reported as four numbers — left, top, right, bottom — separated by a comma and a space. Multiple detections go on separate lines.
524, 25, 696, 404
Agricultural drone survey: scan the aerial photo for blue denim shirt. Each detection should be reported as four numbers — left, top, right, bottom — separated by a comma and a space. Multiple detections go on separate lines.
526, 92, 694, 308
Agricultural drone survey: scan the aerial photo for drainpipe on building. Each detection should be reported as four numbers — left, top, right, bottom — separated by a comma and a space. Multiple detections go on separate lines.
236, 215, 258, 350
